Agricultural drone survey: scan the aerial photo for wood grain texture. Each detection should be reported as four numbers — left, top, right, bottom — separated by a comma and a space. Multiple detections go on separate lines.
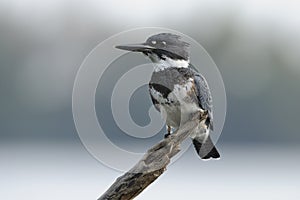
98, 112, 205, 200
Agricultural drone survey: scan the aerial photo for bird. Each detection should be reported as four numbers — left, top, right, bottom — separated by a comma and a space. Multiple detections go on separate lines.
115, 33, 220, 160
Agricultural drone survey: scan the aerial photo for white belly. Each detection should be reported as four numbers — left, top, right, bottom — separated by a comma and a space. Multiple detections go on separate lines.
160, 101, 200, 128
150, 81, 209, 139
150, 79, 202, 128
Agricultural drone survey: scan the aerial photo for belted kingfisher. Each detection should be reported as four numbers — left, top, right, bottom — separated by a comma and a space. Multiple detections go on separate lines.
116, 33, 220, 160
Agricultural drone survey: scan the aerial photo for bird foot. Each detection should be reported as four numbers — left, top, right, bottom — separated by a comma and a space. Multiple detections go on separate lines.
164, 133, 171, 138
165, 125, 172, 138
200, 110, 209, 121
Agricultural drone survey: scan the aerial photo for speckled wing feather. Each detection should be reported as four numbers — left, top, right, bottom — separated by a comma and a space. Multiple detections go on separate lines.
193, 72, 214, 130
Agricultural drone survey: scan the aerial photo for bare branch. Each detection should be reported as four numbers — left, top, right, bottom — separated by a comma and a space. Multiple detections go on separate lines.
98, 112, 203, 200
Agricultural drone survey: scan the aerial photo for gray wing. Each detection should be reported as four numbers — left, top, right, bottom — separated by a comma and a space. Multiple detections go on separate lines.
194, 73, 214, 130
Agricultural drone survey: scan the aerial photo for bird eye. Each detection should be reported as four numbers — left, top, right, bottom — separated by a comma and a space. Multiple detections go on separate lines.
151, 40, 156, 45
162, 41, 166, 45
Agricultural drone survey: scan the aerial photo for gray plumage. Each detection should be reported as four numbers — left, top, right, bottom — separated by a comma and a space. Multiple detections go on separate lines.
193, 70, 214, 130
145, 33, 190, 60
149, 66, 213, 130
115, 32, 220, 160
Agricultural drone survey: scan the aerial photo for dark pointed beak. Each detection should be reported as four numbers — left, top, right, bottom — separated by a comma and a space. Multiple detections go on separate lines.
115, 43, 154, 52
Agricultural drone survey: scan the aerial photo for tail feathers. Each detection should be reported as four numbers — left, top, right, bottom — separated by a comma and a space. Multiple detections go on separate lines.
192, 136, 220, 160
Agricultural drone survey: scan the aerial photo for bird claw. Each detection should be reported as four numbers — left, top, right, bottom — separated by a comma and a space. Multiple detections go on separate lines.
200, 110, 208, 121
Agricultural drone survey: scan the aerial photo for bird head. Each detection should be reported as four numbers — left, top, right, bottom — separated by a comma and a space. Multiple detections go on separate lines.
116, 33, 190, 70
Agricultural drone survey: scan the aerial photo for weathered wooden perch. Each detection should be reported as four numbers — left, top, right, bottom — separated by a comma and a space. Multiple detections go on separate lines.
98, 112, 205, 200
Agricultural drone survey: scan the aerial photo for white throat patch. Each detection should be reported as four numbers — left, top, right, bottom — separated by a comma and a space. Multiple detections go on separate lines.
146, 53, 189, 72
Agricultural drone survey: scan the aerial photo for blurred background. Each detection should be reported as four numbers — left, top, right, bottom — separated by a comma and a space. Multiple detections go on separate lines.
1, 0, 299, 199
